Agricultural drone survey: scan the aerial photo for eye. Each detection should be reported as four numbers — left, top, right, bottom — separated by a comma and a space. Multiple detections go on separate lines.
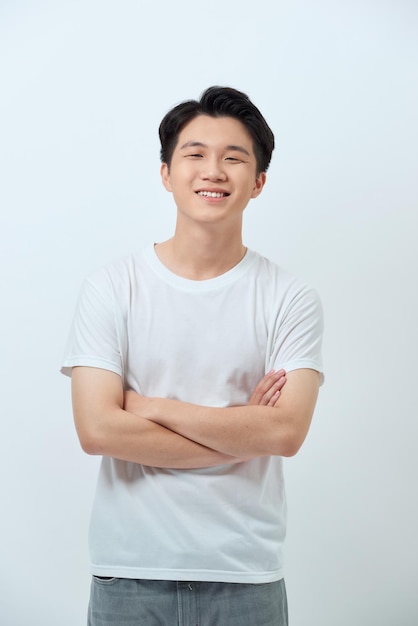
225, 156, 243, 163
186, 153, 203, 159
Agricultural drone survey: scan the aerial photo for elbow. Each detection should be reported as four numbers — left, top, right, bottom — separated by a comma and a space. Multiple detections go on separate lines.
74, 404, 124, 457
269, 408, 313, 457
78, 433, 100, 456
271, 429, 307, 458
280, 439, 303, 458
79, 435, 101, 456
75, 422, 104, 456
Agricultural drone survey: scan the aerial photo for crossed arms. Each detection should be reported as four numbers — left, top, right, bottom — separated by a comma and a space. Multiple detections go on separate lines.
71, 366, 319, 469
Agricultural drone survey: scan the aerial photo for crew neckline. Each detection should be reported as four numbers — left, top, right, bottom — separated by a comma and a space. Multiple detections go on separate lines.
142, 245, 257, 291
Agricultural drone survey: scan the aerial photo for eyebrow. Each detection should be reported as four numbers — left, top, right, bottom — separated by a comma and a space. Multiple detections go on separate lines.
179, 141, 250, 157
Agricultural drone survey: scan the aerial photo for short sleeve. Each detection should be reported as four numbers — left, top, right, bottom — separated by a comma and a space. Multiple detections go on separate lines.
60, 271, 123, 378
269, 285, 324, 384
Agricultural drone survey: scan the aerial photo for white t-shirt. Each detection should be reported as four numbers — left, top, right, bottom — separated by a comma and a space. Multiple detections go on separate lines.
61, 246, 324, 583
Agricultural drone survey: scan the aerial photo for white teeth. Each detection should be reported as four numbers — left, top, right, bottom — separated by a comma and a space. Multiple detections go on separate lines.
198, 191, 226, 198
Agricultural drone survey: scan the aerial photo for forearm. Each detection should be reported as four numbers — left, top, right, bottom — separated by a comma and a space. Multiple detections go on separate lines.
80, 405, 246, 469
148, 399, 288, 457
71, 367, 246, 469
139, 370, 319, 458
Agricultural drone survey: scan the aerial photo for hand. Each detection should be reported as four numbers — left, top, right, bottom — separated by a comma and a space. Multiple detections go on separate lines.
248, 369, 287, 407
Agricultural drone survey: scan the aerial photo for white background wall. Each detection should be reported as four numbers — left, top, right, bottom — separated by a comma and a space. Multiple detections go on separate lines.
1, 1, 417, 624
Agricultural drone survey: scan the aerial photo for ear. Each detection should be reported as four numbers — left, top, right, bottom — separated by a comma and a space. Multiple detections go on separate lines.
160, 163, 172, 192
251, 172, 267, 199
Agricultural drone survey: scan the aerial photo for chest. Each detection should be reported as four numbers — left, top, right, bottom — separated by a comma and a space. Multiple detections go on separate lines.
123, 282, 273, 405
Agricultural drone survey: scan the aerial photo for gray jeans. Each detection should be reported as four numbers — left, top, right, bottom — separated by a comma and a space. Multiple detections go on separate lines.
88, 577, 288, 626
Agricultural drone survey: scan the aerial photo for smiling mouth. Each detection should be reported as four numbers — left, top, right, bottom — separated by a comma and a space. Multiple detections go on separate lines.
196, 191, 230, 198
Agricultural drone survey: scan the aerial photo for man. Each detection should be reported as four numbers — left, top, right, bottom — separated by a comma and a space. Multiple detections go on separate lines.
62, 86, 324, 625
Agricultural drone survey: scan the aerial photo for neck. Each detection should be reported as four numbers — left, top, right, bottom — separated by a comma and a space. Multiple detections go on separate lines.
155, 222, 246, 280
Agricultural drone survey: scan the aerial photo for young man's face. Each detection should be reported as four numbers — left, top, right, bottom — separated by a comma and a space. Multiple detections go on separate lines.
160, 115, 266, 227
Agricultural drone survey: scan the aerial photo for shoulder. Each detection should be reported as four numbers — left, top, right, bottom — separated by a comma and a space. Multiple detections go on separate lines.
83, 249, 148, 294
249, 250, 320, 303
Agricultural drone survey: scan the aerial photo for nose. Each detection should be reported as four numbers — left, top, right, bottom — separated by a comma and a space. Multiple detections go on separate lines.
201, 157, 227, 182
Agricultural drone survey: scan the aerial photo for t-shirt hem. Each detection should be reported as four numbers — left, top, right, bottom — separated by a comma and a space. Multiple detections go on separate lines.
279, 359, 324, 385
60, 357, 122, 378
90, 564, 284, 584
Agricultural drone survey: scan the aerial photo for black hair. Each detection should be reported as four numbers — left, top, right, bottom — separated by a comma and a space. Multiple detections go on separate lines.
159, 86, 275, 175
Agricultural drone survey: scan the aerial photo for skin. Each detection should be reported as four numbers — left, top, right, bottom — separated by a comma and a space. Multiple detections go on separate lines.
72, 367, 289, 468
157, 115, 266, 280
71, 114, 320, 467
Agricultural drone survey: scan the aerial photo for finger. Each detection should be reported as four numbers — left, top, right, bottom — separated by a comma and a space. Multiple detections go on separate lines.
249, 369, 286, 404
261, 376, 287, 405
259, 370, 286, 393
268, 389, 282, 407
249, 370, 286, 405
258, 376, 286, 406
248, 370, 275, 404
275, 375, 287, 391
